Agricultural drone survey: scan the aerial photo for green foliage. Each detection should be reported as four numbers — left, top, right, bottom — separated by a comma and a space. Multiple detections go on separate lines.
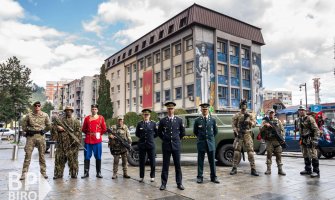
124, 112, 141, 127
174, 108, 188, 115
149, 111, 159, 122
106, 117, 118, 128
41, 102, 54, 116
0, 57, 32, 124
97, 64, 114, 120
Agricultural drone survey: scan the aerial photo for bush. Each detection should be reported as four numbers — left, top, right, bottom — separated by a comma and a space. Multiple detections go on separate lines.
174, 108, 187, 115
124, 112, 141, 127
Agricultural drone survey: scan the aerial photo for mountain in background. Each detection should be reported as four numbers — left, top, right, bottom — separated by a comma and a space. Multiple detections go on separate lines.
30, 83, 47, 104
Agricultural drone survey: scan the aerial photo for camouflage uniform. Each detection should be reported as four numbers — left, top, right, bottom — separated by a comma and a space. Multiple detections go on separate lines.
21, 111, 51, 179
52, 116, 82, 178
231, 111, 258, 175
299, 115, 321, 177
260, 117, 286, 175
109, 124, 132, 178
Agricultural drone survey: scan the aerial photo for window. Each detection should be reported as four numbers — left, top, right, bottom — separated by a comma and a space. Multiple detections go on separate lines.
164, 48, 170, 60
164, 69, 170, 80
231, 67, 237, 78
159, 30, 164, 39
230, 45, 238, 56
122, 52, 126, 59
107, 61, 110, 68
231, 88, 239, 99
175, 65, 181, 77
111, 87, 114, 94
128, 49, 132, 56
242, 69, 250, 80
112, 59, 115, 65
127, 99, 130, 107
135, 45, 139, 52
150, 36, 154, 44
241, 48, 249, 59
117, 70, 120, 78
155, 92, 160, 103
217, 41, 226, 53
139, 60, 144, 70
186, 38, 193, 51
175, 87, 182, 99
243, 90, 250, 100
127, 66, 130, 74
155, 72, 161, 83
168, 24, 174, 34
179, 17, 187, 28
187, 84, 194, 97
117, 85, 120, 93
139, 96, 142, 104
139, 78, 142, 88
127, 83, 130, 90
133, 63, 137, 72
111, 73, 114, 80
117, 100, 120, 108
142, 40, 146, 49
218, 64, 227, 75
133, 80, 136, 89
117, 56, 120, 62
218, 86, 228, 99
133, 97, 136, 106
186, 61, 193, 74
174, 43, 181, 56
165, 89, 170, 101
146, 56, 152, 67
155, 52, 161, 63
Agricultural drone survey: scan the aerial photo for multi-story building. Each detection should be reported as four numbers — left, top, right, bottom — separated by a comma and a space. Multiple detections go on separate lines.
264, 90, 292, 106
104, 4, 265, 117
45, 81, 69, 103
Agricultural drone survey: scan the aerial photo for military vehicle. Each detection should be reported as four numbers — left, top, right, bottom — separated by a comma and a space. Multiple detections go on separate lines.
127, 113, 264, 166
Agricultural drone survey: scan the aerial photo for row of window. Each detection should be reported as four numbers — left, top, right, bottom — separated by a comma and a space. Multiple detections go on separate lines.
218, 86, 251, 100
155, 84, 194, 103
217, 64, 250, 80
217, 40, 250, 59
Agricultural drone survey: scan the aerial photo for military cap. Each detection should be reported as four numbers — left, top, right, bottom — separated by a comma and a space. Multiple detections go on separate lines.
199, 103, 210, 109
268, 109, 275, 113
91, 104, 99, 108
141, 109, 152, 114
64, 105, 74, 112
33, 101, 41, 106
117, 115, 124, 120
164, 101, 176, 108
298, 105, 306, 111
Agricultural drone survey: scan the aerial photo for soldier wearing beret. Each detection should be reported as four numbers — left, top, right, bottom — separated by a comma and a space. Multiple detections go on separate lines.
136, 109, 158, 183
158, 102, 185, 191
194, 103, 219, 184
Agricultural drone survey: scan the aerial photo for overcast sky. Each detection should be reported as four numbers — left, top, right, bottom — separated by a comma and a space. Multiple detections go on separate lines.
0, 0, 334, 105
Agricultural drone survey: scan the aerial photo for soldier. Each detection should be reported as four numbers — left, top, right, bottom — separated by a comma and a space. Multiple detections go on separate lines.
194, 103, 220, 184
135, 109, 158, 182
158, 102, 185, 191
230, 100, 259, 176
52, 106, 82, 179
109, 115, 132, 179
298, 105, 321, 178
81, 104, 107, 179
20, 101, 51, 180
259, 109, 286, 176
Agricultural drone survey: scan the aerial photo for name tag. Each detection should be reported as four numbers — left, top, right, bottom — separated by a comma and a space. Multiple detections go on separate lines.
96, 132, 100, 139
198, 125, 203, 128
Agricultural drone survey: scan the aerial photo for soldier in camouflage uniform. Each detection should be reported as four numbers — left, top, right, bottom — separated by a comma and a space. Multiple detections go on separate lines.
298, 105, 321, 178
260, 109, 286, 176
109, 115, 132, 179
52, 106, 82, 179
230, 100, 259, 176
20, 101, 51, 180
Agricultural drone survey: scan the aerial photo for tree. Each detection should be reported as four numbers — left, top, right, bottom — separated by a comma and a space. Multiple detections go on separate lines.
0, 57, 32, 124
175, 108, 188, 115
149, 111, 159, 122
124, 112, 141, 127
97, 64, 113, 120
42, 102, 54, 116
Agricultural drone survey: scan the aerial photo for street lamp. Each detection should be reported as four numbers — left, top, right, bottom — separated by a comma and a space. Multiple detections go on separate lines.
299, 83, 307, 109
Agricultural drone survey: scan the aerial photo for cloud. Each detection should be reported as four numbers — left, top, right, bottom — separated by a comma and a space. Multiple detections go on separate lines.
0, 0, 24, 20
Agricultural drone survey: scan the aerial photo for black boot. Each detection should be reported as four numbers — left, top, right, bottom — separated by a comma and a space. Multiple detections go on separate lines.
300, 158, 312, 175
81, 160, 90, 179
96, 159, 103, 178
251, 169, 259, 176
230, 167, 237, 175
311, 159, 320, 178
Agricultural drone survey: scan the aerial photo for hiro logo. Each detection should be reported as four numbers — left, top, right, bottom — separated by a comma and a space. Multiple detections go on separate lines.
8, 172, 51, 200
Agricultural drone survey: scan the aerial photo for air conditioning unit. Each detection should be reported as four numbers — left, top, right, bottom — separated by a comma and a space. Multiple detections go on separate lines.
188, 96, 194, 101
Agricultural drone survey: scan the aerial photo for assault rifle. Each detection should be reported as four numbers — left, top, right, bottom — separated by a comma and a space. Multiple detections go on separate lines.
263, 116, 287, 148
107, 128, 134, 153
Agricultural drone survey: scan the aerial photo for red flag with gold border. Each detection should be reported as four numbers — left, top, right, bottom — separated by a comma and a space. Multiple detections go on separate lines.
142, 70, 153, 108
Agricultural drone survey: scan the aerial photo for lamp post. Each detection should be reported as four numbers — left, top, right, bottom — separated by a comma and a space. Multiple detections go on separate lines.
299, 83, 307, 109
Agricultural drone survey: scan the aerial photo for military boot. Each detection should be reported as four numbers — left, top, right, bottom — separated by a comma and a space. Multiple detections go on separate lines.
264, 165, 271, 175
112, 172, 118, 179
81, 160, 90, 179
123, 170, 131, 179
311, 159, 320, 178
300, 158, 312, 175
251, 169, 259, 176
96, 160, 103, 178
230, 167, 237, 175
278, 165, 286, 176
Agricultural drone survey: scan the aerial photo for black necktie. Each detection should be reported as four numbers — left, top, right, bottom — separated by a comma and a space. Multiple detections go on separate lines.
204, 117, 207, 123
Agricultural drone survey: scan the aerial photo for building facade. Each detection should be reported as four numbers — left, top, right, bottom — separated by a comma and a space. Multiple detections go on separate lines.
264, 90, 292, 106
46, 81, 69, 103
104, 4, 265, 117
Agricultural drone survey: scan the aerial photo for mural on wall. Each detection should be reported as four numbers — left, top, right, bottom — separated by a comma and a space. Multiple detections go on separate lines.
252, 52, 264, 115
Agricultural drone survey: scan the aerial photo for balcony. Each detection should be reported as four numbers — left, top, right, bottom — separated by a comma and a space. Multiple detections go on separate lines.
218, 75, 228, 85
242, 58, 250, 68
230, 55, 239, 65
217, 52, 227, 62
231, 77, 240, 87
242, 80, 251, 88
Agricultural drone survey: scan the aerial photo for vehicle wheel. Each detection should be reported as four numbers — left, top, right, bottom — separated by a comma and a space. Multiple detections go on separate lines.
127, 144, 142, 166
9, 134, 15, 140
321, 151, 335, 159
217, 144, 240, 166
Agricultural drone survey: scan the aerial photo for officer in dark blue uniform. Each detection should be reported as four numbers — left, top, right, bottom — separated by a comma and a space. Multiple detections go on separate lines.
158, 102, 185, 191
194, 103, 219, 184
135, 109, 158, 183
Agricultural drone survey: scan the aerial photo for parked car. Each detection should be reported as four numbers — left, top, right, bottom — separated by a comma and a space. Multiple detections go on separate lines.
0, 128, 16, 140
127, 113, 263, 166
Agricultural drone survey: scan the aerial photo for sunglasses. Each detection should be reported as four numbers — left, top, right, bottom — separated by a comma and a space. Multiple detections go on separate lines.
34, 105, 41, 107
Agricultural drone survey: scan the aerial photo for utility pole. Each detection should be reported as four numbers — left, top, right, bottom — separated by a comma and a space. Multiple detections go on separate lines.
313, 78, 321, 104
299, 83, 307, 109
